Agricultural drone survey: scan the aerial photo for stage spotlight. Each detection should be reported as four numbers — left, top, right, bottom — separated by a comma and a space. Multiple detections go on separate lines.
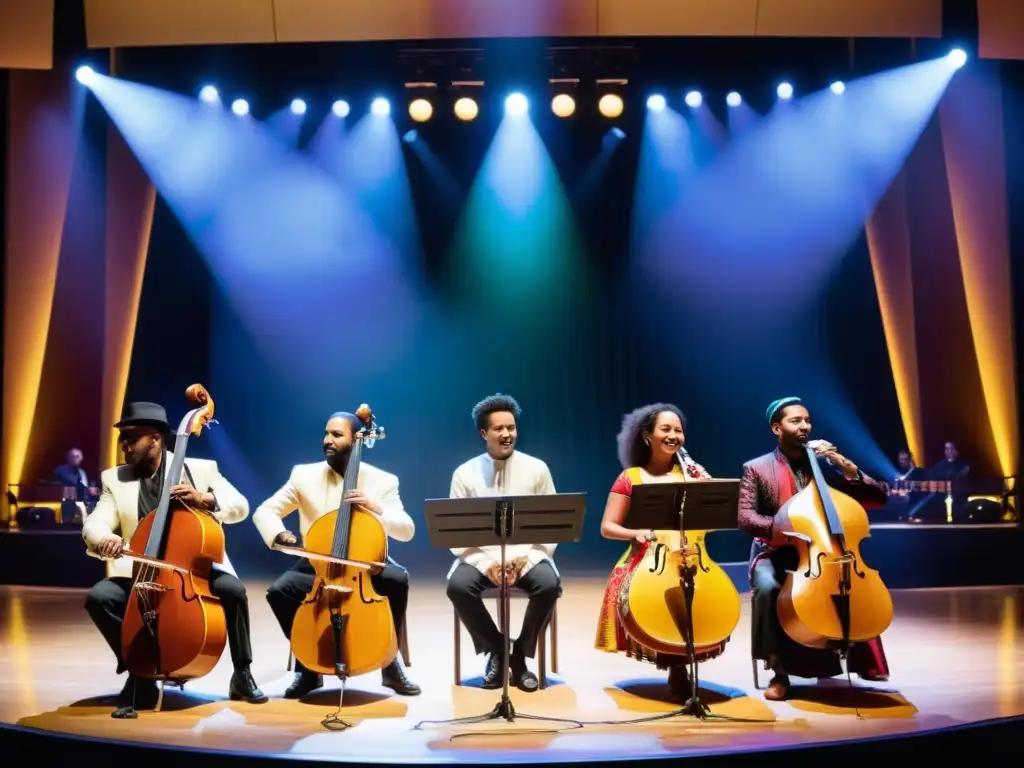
332, 100, 350, 118
685, 90, 702, 108
290, 98, 307, 115
454, 97, 479, 121
948, 48, 968, 69
199, 85, 219, 103
371, 98, 391, 116
646, 94, 666, 111
231, 98, 249, 116
726, 91, 742, 107
505, 93, 528, 115
402, 129, 418, 143
75, 65, 95, 85
598, 93, 624, 118
551, 94, 575, 118
610, 127, 626, 140
409, 98, 433, 122
777, 82, 794, 100
830, 81, 846, 95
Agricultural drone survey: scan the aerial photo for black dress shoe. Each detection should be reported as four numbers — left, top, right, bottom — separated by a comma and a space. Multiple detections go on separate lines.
481, 652, 503, 689
510, 649, 539, 692
111, 675, 159, 718
284, 671, 324, 699
381, 660, 421, 696
229, 667, 269, 703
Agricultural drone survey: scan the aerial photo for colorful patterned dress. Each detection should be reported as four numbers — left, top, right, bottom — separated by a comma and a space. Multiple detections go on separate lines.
594, 458, 728, 669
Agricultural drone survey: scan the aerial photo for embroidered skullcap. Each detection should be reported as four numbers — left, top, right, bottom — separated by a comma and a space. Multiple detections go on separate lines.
766, 397, 802, 425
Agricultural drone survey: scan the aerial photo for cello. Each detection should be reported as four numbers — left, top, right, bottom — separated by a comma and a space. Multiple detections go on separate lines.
617, 451, 741, 663
118, 384, 227, 716
772, 443, 893, 649
279, 404, 397, 725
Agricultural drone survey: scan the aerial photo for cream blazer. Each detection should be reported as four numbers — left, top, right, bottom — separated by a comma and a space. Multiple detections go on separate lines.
82, 452, 249, 580
252, 460, 414, 549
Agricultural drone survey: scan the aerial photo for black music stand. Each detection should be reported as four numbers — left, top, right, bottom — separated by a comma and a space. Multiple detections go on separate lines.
422, 492, 586, 726
626, 479, 740, 719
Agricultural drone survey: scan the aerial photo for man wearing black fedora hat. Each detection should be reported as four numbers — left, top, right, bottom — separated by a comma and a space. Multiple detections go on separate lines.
83, 401, 267, 711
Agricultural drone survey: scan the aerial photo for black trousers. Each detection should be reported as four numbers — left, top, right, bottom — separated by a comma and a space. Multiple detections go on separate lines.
266, 556, 409, 674
84, 569, 253, 671
446, 560, 559, 659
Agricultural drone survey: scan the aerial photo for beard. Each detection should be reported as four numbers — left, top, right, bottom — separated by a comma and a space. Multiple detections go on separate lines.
324, 446, 351, 474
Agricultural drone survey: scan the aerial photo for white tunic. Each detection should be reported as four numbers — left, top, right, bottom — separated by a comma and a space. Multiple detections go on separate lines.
448, 450, 558, 578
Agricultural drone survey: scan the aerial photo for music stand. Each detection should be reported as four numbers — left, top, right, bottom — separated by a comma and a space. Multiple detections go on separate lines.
626, 479, 740, 719
423, 492, 586, 725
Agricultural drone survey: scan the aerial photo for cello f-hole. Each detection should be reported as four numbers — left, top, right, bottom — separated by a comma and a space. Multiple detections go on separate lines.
694, 544, 711, 574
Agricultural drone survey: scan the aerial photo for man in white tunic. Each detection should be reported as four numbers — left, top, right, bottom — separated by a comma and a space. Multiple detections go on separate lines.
447, 394, 560, 692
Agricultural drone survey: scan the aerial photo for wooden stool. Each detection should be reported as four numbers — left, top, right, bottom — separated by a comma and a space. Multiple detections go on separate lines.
287, 624, 411, 672
453, 586, 559, 689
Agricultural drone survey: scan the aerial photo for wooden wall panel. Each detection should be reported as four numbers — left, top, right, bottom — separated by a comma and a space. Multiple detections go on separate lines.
84, 0, 277, 48
0, 0, 53, 70
977, 0, 1024, 60
755, 0, 942, 39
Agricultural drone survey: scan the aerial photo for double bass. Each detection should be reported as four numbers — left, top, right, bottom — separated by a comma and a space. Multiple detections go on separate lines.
771, 443, 893, 649
617, 452, 742, 664
118, 384, 227, 716
278, 404, 397, 720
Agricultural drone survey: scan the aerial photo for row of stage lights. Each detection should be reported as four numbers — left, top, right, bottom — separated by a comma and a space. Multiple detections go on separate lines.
75, 48, 968, 121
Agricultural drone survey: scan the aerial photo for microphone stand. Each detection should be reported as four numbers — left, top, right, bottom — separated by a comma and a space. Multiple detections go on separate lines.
674, 448, 709, 719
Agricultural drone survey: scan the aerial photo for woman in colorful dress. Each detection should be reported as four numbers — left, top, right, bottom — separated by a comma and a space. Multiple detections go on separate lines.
595, 402, 726, 699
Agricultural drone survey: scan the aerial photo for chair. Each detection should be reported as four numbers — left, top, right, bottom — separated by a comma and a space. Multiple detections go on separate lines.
453, 585, 559, 689
750, 592, 766, 689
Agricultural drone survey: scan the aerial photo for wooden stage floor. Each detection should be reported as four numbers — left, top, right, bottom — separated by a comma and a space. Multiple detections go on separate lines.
1, 578, 1022, 763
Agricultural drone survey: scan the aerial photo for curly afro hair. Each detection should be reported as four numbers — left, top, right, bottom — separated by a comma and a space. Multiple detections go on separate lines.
471, 393, 522, 432
616, 403, 686, 470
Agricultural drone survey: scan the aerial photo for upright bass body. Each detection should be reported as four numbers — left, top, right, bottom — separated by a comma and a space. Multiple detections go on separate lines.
617, 528, 741, 658
773, 454, 893, 649
291, 508, 398, 677
121, 509, 227, 679
119, 383, 228, 683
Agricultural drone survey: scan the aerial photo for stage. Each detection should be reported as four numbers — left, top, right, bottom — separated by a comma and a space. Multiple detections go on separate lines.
1, 578, 1021, 764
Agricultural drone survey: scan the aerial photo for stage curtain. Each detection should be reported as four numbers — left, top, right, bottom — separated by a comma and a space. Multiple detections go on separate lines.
1, 65, 79, 500
938, 62, 1019, 479
864, 168, 925, 467
100, 124, 157, 471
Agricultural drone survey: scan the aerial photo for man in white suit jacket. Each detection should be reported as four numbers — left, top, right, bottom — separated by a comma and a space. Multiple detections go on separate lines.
253, 411, 421, 699
82, 402, 267, 711
447, 394, 561, 694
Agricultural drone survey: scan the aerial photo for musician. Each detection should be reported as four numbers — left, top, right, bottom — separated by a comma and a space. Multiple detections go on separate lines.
255, 412, 421, 699
446, 393, 560, 693
738, 397, 890, 701
82, 402, 267, 710
596, 403, 719, 699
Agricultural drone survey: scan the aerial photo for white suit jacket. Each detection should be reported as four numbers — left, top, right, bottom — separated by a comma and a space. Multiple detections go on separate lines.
252, 460, 414, 549
82, 452, 249, 580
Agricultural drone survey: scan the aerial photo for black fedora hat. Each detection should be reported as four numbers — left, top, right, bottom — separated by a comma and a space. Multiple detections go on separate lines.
113, 402, 171, 433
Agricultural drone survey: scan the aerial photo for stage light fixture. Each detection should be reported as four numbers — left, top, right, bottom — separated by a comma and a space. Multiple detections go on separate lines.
332, 100, 350, 118
551, 93, 575, 118
598, 93, 624, 118
646, 94, 666, 111
685, 90, 702, 108
830, 81, 846, 95
75, 65, 95, 85
454, 97, 479, 121
505, 92, 528, 115
777, 82, 794, 100
948, 48, 968, 69
290, 98, 307, 115
199, 85, 219, 103
726, 91, 742, 107
231, 98, 249, 116
409, 98, 433, 122
371, 97, 391, 116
